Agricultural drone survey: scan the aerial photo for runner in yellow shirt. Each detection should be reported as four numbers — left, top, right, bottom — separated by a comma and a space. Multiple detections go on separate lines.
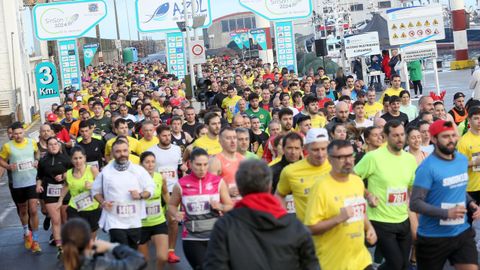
221, 86, 242, 123
305, 140, 376, 270
457, 107, 480, 196
192, 112, 222, 155
276, 128, 332, 221
379, 74, 404, 103
104, 119, 139, 161
137, 121, 160, 155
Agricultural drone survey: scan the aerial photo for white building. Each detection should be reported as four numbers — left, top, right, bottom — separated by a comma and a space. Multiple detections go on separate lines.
0, 1, 47, 126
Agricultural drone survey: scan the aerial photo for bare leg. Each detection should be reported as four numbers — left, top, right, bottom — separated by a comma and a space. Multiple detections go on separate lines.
153, 234, 169, 270
45, 203, 61, 245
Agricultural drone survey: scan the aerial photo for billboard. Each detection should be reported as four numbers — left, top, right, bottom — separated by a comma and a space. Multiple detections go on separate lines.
136, 0, 212, 32
33, 0, 107, 40
239, 0, 312, 21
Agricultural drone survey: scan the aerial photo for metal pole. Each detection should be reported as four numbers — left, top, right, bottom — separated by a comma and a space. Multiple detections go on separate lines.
184, 0, 196, 98
192, 0, 203, 79
432, 57, 441, 95
113, 0, 122, 63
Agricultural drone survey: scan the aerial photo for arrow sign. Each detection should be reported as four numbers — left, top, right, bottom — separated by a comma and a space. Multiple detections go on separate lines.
239, 0, 312, 21
33, 0, 107, 41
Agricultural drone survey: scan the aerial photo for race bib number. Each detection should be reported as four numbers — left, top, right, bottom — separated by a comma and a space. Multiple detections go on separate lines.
73, 191, 94, 211
386, 187, 408, 206
46, 184, 63, 197
115, 203, 137, 218
158, 167, 177, 182
17, 160, 34, 171
344, 197, 366, 223
473, 154, 480, 172
146, 201, 162, 217
87, 161, 99, 169
440, 202, 465, 226
285, 195, 296, 214
183, 194, 216, 216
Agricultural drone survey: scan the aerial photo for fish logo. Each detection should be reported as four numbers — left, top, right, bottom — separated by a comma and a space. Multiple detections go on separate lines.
144, 2, 170, 23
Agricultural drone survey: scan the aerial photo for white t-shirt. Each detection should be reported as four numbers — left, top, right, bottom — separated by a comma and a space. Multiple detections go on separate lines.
92, 162, 155, 231
354, 119, 373, 128
148, 144, 182, 192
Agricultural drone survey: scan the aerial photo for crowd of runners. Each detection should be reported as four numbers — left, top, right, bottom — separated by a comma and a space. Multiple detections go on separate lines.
1, 55, 480, 270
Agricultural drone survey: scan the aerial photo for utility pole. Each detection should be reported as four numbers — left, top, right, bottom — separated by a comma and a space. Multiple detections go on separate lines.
191, 0, 203, 79
184, 0, 196, 98
113, 0, 122, 64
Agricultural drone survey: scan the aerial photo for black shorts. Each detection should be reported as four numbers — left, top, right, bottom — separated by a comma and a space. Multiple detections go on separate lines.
63, 192, 71, 205
140, 222, 168, 244
11, 185, 38, 204
67, 206, 101, 232
42, 193, 60, 204
109, 228, 141, 250
416, 228, 478, 270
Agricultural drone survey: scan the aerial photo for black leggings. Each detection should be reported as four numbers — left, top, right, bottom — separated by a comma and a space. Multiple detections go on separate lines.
371, 219, 412, 270
412, 80, 423, 95
183, 240, 208, 270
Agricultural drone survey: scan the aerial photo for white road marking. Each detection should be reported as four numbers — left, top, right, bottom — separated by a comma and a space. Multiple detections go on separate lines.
0, 206, 15, 224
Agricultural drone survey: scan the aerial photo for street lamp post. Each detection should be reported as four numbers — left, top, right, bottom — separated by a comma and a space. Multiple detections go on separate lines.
183, 0, 196, 99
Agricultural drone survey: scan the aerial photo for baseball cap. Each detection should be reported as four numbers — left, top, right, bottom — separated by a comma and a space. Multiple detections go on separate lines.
429, 120, 455, 137
47, 113, 58, 123
305, 128, 329, 144
76, 96, 83, 102
453, 92, 465, 100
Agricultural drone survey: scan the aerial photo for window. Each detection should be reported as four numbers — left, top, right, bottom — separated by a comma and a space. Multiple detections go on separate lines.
251, 17, 256, 28
221, 20, 229, 32
350, 4, 363, 11
229, 19, 236, 31
378, 1, 391, 8
245, 17, 252, 29
237, 18, 245, 29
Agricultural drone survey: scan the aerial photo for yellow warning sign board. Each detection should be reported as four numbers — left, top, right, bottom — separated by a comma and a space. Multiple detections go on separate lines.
393, 33, 398, 39
425, 20, 430, 27
433, 19, 438, 25
392, 24, 397, 30
416, 21, 422, 27
401, 32, 407, 38
408, 22, 414, 28
400, 23, 406, 29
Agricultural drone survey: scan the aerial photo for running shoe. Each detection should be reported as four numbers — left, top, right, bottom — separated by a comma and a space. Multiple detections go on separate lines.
49, 234, 55, 246
57, 247, 63, 260
23, 231, 32, 249
43, 216, 51, 231
167, 250, 180, 263
31, 241, 42, 254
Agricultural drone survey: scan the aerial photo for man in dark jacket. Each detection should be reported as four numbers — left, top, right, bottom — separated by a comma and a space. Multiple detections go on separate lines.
203, 160, 320, 270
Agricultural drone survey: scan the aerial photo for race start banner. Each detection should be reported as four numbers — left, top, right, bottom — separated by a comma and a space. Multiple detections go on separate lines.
274, 21, 297, 73
83, 43, 99, 68
166, 32, 187, 79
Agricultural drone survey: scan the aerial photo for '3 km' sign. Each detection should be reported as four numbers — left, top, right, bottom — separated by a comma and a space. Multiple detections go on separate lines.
35, 61, 61, 123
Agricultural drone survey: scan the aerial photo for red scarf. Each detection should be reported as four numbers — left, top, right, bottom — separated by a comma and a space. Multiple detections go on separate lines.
235, 193, 287, 219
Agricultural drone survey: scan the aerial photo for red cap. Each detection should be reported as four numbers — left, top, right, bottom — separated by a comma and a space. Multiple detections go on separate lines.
429, 120, 454, 137
47, 113, 58, 122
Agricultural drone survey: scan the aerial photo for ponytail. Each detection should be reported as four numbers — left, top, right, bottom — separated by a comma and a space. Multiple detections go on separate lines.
61, 218, 91, 270
63, 242, 80, 270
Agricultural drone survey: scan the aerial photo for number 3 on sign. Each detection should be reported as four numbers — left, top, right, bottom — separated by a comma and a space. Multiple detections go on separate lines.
39, 66, 54, 85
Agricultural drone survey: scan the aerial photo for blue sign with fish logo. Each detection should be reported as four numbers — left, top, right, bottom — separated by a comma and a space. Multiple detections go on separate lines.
136, 0, 212, 32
